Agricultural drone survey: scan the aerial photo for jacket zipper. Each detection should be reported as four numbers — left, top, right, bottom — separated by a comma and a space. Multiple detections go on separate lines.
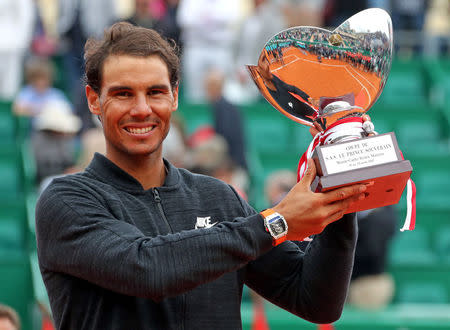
152, 188, 185, 329
152, 188, 173, 233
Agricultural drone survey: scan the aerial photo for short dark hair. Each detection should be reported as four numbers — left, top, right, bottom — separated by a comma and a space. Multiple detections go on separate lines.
0, 304, 21, 330
84, 21, 180, 94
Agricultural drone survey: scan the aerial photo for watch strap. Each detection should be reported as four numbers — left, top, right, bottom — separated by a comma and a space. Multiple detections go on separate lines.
261, 208, 276, 219
260, 208, 288, 246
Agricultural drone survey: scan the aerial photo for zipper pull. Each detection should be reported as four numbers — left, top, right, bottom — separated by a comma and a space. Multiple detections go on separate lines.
152, 188, 161, 202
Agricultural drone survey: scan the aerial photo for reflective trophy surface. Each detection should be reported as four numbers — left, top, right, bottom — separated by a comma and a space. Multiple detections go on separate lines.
247, 8, 412, 213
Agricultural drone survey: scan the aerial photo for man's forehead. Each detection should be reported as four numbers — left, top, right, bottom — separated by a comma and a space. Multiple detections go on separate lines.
102, 54, 168, 70
100, 54, 171, 87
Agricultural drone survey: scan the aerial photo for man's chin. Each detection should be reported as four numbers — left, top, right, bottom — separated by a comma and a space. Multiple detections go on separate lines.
126, 143, 163, 157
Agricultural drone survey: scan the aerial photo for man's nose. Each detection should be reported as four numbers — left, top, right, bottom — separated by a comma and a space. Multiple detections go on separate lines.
131, 94, 152, 116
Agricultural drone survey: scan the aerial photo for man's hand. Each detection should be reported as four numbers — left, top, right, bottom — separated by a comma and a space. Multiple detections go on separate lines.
309, 121, 322, 137
272, 159, 366, 241
362, 114, 376, 136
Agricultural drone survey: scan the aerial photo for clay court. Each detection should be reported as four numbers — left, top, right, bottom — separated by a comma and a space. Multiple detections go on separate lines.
267, 45, 382, 112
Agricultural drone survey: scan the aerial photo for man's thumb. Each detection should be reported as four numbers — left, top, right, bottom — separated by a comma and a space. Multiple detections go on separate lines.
301, 158, 317, 185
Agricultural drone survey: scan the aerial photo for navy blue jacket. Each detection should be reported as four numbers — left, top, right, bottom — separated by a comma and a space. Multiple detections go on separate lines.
36, 153, 357, 329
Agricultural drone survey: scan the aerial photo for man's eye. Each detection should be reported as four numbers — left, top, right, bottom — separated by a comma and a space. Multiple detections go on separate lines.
116, 91, 132, 97
149, 89, 165, 95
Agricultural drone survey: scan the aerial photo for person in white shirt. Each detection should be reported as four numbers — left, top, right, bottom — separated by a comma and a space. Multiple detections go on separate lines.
0, 0, 34, 100
176, 0, 241, 103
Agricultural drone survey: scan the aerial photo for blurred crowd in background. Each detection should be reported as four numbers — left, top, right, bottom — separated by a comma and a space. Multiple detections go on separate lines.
2, 0, 449, 191
0, 0, 449, 327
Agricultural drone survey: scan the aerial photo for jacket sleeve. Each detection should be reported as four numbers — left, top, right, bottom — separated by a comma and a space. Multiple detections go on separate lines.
35, 181, 273, 302
244, 213, 358, 324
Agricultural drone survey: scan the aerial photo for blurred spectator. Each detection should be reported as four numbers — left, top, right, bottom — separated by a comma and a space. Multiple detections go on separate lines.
205, 69, 248, 172
189, 133, 247, 200
162, 114, 189, 168
32, 99, 81, 184
72, 81, 97, 133
0, 0, 35, 100
186, 124, 215, 147
391, 0, 427, 31
227, 0, 287, 104
34, 0, 59, 37
126, 0, 182, 52
323, 0, 368, 27
56, 0, 118, 99
72, 117, 106, 172
391, 0, 428, 55
31, 3, 59, 57
155, 0, 182, 50
424, 0, 450, 57
264, 169, 297, 207
0, 304, 21, 330
126, 0, 159, 29
280, 0, 326, 28
13, 56, 71, 129
348, 206, 397, 309
176, 0, 241, 103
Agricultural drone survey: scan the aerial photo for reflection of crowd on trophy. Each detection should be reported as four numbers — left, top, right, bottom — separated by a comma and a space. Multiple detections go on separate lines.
265, 21, 394, 78
1, 0, 450, 329
267, 24, 392, 77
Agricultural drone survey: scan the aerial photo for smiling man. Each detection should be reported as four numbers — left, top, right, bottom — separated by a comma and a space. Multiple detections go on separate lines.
35, 22, 367, 330
85, 54, 177, 188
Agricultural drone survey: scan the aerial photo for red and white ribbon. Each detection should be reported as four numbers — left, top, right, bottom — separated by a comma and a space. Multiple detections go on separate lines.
400, 176, 416, 231
297, 117, 416, 231
297, 117, 364, 180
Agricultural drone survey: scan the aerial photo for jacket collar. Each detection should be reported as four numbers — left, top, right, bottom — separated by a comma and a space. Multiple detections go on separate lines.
86, 153, 180, 192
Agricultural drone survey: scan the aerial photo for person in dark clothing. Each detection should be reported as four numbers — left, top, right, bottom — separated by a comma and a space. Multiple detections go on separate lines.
257, 52, 317, 124
352, 206, 397, 279
348, 206, 397, 309
268, 74, 317, 121
154, 0, 182, 51
204, 69, 248, 171
35, 22, 368, 330
125, 0, 158, 29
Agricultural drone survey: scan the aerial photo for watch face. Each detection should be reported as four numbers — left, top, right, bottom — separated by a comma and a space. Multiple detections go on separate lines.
268, 216, 287, 237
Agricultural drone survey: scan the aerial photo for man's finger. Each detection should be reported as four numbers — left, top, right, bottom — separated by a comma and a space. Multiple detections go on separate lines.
319, 193, 364, 221
323, 184, 366, 204
309, 126, 319, 137
362, 114, 371, 122
299, 158, 317, 187
325, 208, 347, 225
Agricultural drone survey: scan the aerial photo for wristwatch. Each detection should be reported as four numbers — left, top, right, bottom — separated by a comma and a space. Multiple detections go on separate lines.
260, 208, 288, 246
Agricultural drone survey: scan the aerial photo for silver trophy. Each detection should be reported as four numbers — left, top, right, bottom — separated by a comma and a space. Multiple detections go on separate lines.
247, 8, 412, 213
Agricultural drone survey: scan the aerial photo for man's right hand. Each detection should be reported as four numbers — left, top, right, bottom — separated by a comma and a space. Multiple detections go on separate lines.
272, 159, 367, 241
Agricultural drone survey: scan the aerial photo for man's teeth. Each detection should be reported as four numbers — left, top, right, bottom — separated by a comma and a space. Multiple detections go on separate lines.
127, 127, 154, 134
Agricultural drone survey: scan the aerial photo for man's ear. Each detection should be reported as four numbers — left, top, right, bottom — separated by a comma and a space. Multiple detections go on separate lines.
86, 85, 101, 116
171, 85, 179, 112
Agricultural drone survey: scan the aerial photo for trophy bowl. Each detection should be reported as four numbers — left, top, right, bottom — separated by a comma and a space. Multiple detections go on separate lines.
247, 8, 413, 213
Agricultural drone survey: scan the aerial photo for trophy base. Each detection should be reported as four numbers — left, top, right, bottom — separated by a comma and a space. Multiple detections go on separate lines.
311, 160, 412, 213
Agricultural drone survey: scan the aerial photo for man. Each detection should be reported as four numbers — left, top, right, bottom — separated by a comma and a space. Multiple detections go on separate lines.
254, 51, 317, 124
0, 304, 20, 330
204, 69, 248, 171
36, 22, 367, 329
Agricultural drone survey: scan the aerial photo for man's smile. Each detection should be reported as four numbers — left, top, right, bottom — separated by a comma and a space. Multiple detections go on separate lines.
124, 125, 156, 135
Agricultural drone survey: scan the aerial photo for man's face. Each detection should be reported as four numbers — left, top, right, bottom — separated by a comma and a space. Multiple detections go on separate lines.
86, 55, 178, 164
257, 53, 272, 81
0, 318, 16, 330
